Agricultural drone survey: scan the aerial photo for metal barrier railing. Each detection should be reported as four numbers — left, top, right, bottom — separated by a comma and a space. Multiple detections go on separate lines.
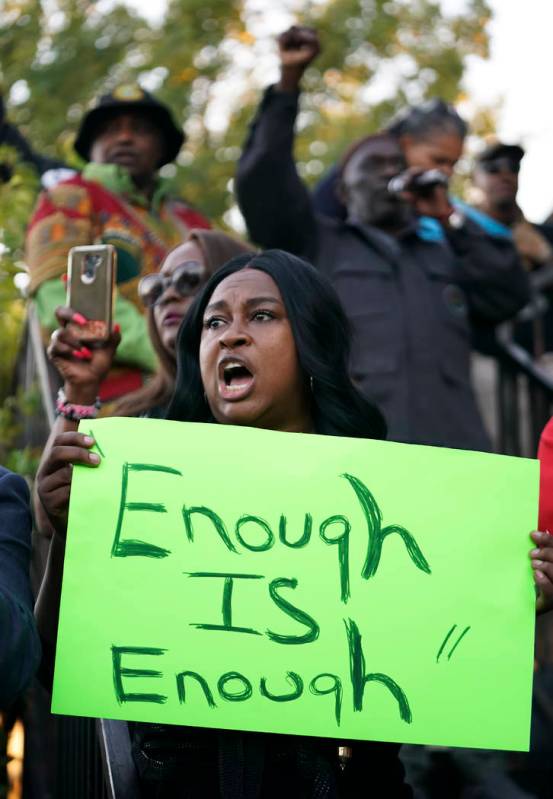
495, 280, 553, 458
56, 716, 108, 799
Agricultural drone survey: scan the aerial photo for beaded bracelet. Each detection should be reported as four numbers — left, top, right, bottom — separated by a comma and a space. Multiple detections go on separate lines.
56, 387, 101, 421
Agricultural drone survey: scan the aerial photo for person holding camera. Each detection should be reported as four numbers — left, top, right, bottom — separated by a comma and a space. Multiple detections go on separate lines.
236, 26, 530, 452
313, 96, 467, 225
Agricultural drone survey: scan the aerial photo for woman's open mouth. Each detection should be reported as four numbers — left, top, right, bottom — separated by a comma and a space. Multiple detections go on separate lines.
218, 358, 255, 401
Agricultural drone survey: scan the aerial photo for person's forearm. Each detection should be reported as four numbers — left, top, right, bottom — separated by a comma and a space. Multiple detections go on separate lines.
236, 87, 316, 254
275, 65, 304, 93
33, 414, 80, 540
0, 594, 41, 705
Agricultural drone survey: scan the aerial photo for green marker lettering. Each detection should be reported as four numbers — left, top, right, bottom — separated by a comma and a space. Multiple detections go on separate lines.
218, 671, 253, 702
182, 506, 237, 553
111, 645, 167, 704
186, 572, 264, 635
260, 672, 304, 702
267, 577, 319, 645
309, 673, 343, 726
345, 618, 412, 723
343, 473, 431, 579
176, 670, 216, 707
319, 514, 351, 603
112, 463, 182, 559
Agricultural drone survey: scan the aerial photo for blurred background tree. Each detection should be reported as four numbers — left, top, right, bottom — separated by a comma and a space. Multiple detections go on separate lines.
0, 0, 493, 458
1, 0, 491, 220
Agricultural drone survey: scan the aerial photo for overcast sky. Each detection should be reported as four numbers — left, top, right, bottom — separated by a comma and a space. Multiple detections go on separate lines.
116, 0, 553, 222
461, 0, 553, 221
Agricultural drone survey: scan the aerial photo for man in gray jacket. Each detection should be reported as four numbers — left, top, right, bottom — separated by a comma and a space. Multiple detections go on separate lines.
236, 27, 530, 451
0, 467, 41, 706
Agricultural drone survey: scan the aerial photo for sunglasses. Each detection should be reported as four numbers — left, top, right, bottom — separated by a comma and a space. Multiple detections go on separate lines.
480, 157, 520, 175
138, 261, 206, 307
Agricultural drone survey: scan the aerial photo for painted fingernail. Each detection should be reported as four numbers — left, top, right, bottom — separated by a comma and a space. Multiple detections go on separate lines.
533, 559, 544, 568
80, 346, 92, 358
83, 436, 94, 446
531, 548, 540, 556
73, 312, 87, 325
88, 453, 100, 464
113, 323, 121, 334
73, 350, 86, 360
60, 273, 68, 283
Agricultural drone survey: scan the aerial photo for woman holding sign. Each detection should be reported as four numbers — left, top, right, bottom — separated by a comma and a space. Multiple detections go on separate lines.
36, 249, 553, 797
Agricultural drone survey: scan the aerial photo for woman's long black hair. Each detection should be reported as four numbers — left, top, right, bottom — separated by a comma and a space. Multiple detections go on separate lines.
166, 249, 386, 440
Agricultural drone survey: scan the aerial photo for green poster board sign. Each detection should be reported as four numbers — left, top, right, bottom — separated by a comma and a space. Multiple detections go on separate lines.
53, 418, 538, 750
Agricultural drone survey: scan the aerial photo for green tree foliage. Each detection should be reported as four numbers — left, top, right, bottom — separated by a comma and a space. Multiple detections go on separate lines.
0, 147, 42, 476
289, 0, 491, 185
0, 148, 38, 398
1, 0, 491, 219
0, 0, 492, 429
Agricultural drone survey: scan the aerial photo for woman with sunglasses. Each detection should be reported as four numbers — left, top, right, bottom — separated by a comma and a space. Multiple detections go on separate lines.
32, 229, 253, 539
44, 229, 254, 420
36, 249, 553, 798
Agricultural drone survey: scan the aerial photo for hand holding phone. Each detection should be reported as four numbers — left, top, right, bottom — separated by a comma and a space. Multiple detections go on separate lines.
66, 245, 116, 341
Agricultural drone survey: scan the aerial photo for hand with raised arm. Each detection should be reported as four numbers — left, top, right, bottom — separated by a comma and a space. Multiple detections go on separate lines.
276, 26, 321, 93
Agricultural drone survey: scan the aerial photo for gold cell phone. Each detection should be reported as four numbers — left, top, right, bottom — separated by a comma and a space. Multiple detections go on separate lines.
66, 245, 116, 341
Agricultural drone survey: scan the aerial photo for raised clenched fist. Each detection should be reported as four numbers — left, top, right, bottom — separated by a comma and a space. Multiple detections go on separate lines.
276, 26, 321, 92
278, 26, 321, 69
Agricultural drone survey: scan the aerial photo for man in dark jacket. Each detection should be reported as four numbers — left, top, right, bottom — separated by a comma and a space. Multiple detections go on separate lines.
0, 467, 41, 706
471, 142, 553, 258
470, 142, 553, 356
236, 27, 530, 451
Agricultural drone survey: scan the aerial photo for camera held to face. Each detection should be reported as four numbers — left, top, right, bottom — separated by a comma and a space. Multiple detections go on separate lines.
388, 168, 449, 198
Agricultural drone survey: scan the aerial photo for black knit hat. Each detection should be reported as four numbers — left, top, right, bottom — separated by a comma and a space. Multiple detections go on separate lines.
74, 84, 184, 167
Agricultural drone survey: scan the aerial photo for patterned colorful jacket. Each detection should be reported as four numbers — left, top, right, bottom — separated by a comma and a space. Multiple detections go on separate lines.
25, 164, 210, 397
